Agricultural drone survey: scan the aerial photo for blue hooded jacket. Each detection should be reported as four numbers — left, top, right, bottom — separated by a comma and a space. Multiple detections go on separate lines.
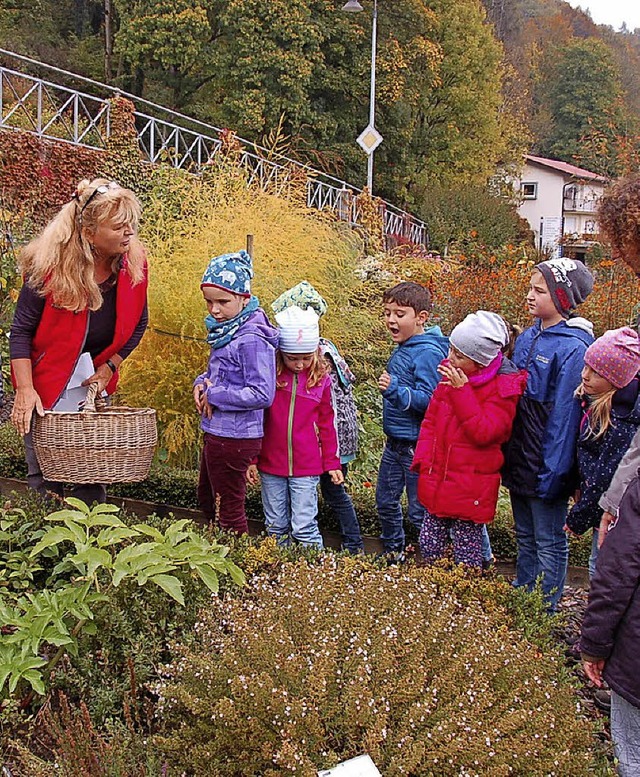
502, 316, 594, 501
382, 326, 449, 441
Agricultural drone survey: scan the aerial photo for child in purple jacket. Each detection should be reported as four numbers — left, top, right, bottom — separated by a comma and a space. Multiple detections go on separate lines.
193, 250, 278, 534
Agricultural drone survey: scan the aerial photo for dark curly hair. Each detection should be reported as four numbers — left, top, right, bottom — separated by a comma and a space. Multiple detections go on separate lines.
597, 174, 640, 258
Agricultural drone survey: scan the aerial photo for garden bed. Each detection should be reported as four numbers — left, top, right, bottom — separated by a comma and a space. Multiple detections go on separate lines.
0, 476, 590, 587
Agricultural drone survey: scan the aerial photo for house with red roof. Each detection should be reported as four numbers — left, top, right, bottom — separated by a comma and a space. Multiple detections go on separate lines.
516, 154, 607, 259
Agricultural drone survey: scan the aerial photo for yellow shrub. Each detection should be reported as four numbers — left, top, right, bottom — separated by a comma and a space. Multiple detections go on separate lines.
119, 170, 366, 465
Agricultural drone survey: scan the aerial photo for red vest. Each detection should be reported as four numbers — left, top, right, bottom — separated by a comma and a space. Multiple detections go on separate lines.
15, 259, 148, 409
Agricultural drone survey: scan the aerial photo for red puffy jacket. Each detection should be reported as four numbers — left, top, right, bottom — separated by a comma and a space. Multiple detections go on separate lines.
411, 356, 527, 523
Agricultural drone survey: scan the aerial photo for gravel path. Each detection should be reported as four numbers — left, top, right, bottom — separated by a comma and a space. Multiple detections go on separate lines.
558, 585, 611, 754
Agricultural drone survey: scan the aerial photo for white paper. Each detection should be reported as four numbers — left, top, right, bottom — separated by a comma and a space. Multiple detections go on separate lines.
52, 353, 94, 411
317, 755, 382, 777
67, 352, 95, 389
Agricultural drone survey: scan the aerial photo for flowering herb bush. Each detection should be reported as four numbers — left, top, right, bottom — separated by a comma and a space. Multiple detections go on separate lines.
155, 556, 603, 776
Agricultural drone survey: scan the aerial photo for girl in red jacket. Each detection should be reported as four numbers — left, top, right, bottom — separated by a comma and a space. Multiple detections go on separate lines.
248, 305, 343, 548
412, 311, 527, 568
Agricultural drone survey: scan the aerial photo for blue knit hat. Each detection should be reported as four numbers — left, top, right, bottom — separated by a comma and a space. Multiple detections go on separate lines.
201, 250, 253, 297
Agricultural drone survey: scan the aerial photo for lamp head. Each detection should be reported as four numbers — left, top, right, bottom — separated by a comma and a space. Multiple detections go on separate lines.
342, 0, 364, 10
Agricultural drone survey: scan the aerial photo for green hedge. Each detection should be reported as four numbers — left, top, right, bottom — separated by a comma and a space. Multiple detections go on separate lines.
0, 424, 591, 565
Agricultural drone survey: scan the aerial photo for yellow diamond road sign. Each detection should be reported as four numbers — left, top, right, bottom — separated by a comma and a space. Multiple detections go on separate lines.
357, 125, 383, 155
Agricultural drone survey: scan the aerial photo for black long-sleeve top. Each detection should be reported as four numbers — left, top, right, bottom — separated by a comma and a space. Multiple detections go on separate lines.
9, 278, 148, 361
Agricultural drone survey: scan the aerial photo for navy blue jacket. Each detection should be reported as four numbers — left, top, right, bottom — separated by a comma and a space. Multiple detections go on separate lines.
382, 327, 449, 442
567, 380, 640, 535
502, 317, 593, 501
581, 475, 640, 709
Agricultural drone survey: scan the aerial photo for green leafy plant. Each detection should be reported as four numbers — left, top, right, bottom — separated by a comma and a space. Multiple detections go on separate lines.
0, 498, 245, 699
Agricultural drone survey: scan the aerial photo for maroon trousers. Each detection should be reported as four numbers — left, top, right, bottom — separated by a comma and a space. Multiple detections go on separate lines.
197, 434, 262, 535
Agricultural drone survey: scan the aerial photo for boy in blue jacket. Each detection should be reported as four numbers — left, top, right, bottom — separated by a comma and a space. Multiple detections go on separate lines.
503, 258, 594, 611
377, 282, 449, 558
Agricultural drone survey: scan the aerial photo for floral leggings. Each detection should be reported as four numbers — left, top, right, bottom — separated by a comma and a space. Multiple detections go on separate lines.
419, 512, 484, 568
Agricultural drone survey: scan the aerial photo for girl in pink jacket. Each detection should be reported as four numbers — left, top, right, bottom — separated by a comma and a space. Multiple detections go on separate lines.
249, 305, 343, 548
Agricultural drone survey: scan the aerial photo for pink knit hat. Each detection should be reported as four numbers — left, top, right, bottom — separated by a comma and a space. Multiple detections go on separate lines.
584, 327, 640, 389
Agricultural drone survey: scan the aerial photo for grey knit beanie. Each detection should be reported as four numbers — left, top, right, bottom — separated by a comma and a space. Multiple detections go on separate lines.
449, 311, 509, 367
535, 259, 594, 317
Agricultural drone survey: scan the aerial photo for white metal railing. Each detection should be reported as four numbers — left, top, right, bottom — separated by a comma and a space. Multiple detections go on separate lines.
563, 197, 599, 214
0, 65, 110, 148
0, 50, 428, 246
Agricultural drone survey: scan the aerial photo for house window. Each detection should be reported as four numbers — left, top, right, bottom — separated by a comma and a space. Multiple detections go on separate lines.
521, 182, 537, 199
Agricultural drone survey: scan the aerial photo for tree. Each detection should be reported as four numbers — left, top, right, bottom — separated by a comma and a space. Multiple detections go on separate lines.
114, 0, 225, 108
536, 38, 627, 174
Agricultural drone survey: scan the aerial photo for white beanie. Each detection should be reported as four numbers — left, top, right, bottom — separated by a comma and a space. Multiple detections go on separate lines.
449, 311, 509, 367
275, 305, 320, 353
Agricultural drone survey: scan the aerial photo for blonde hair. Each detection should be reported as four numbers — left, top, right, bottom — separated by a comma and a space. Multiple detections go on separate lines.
575, 383, 617, 440
276, 349, 327, 389
20, 178, 145, 311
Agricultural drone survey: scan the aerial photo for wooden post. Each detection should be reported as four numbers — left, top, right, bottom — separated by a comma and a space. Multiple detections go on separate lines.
246, 234, 254, 258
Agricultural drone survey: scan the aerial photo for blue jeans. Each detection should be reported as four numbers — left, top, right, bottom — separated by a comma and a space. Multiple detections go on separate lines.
320, 464, 364, 553
376, 438, 425, 553
511, 493, 569, 612
611, 690, 640, 776
481, 524, 493, 563
260, 473, 323, 548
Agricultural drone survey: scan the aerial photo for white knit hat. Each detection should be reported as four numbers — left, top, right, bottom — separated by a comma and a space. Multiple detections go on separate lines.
275, 305, 320, 353
449, 311, 509, 367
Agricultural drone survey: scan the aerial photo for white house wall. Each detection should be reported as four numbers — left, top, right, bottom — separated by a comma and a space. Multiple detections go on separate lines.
516, 162, 605, 254
519, 164, 565, 251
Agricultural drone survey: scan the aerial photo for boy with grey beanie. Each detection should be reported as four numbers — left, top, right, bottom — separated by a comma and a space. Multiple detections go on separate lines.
503, 259, 594, 612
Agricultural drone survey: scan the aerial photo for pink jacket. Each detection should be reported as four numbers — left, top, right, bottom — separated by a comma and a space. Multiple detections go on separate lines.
258, 368, 340, 477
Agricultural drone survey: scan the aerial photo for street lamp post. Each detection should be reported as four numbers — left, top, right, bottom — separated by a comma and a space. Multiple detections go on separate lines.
342, 0, 381, 194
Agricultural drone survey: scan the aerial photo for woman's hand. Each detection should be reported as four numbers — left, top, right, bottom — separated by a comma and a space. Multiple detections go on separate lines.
246, 465, 260, 485
328, 469, 344, 485
438, 363, 468, 388
598, 511, 616, 548
582, 658, 605, 687
82, 363, 114, 394
11, 386, 44, 436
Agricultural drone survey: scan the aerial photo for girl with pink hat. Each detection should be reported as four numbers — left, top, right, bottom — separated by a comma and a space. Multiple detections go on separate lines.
566, 327, 640, 576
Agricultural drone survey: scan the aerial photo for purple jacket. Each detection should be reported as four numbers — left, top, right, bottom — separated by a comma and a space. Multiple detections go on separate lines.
194, 309, 278, 439
581, 475, 640, 709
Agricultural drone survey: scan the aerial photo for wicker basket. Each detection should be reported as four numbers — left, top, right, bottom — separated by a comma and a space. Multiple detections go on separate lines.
32, 384, 157, 484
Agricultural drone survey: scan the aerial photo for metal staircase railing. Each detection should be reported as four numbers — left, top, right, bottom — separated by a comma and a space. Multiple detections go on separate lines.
0, 49, 428, 246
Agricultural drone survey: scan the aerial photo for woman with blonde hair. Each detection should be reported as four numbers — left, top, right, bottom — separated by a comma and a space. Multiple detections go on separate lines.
10, 178, 149, 503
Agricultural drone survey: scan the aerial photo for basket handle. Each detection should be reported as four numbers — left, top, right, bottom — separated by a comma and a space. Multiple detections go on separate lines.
83, 382, 99, 412
82, 382, 107, 412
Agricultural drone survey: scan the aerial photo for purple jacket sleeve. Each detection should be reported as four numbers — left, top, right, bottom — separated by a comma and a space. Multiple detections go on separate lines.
9, 283, 45, 360
205, 337, 276, 411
